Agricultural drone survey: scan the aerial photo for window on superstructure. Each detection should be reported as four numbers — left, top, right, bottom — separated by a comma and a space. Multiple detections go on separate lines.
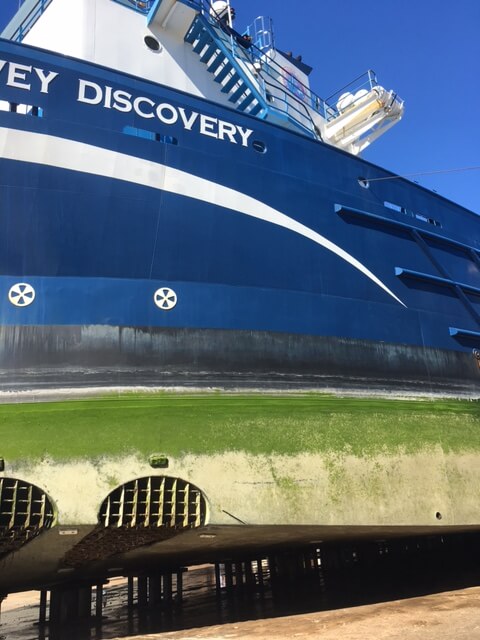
0, 101, 43, 117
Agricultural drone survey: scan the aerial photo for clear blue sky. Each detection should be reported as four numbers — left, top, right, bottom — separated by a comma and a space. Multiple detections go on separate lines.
1, 0, 479, 213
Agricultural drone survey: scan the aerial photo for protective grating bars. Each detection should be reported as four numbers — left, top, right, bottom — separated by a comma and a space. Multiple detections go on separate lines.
99, 476, 207, 529
0, 478, 55, 554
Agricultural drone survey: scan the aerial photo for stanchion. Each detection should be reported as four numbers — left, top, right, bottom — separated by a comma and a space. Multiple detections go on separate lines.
127, 576, 135, 607
0, 594, 6, 622
38, 590, 48, 624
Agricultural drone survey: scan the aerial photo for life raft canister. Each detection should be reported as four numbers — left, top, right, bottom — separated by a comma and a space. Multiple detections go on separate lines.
210, 1, 233, 21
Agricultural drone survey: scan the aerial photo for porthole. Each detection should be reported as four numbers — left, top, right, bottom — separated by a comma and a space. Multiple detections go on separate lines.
252, 140, 267, 154
358, 177, 370, 189
144, 35, 161, 52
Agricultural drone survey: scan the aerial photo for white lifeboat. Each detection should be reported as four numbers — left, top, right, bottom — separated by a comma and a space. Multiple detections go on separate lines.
318, 85, 404, 155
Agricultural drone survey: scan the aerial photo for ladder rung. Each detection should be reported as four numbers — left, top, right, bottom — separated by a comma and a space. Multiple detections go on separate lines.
221, 74, 240, 93
214, 63, 233, 84
199, 42, 218, 63
207, 54, 224, 74
229, 84, 248, 103
192, 31, 210, 53
249, 102, 264, 116
237, 93, 256, 111
185, 19, 203, 44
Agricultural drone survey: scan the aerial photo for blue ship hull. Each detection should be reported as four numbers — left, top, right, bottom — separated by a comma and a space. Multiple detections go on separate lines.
1, 38, 480, 392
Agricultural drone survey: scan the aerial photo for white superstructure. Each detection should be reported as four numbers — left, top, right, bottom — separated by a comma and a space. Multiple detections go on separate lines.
3, 0, 404, 155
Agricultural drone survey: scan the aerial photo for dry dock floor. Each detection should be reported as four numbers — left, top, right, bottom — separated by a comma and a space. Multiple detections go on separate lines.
3, 581, 480, 639
131, 587, 480, 640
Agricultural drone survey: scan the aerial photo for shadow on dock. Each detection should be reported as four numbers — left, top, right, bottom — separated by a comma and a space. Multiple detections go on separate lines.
2, 530, 480, 639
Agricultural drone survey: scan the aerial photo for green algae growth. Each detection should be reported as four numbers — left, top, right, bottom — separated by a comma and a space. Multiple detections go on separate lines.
1, 393, 479, 462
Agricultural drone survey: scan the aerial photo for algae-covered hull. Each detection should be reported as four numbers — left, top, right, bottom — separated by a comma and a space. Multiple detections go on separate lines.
1, 391, 480, 593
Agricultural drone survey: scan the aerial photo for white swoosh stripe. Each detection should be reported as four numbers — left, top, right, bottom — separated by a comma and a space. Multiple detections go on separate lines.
0, 127, 405, 306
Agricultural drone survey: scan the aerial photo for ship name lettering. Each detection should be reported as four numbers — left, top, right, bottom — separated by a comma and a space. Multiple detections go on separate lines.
77, 79, 253, 147
0, 60, 58, 93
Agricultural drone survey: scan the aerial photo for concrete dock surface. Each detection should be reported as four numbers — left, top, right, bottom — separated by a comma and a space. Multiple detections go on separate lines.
121, 586, 480, 640
3, 583, 480, 640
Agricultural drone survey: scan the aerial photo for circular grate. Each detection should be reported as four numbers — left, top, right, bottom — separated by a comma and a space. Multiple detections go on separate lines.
99, 476, 207, 529
0, 478, 55, 555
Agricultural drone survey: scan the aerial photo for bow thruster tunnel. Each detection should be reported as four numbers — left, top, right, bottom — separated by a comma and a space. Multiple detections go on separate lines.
99, 476, 208, 529
0, 477, 55, 556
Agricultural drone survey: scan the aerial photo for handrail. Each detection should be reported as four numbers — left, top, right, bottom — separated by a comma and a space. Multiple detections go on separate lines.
178, 1, 389, 131
194, 6, 324, 137
5, 0, 154, 41
325, 69, 377, 104
179, 0, 331, 122
112, 0, 155, 13
3, 0, 53, 42
200, 13, 317, 137
324, 69, 378, 115
262, 78, 321, 139
193, 12, 268, 115
227, 23, 330, 121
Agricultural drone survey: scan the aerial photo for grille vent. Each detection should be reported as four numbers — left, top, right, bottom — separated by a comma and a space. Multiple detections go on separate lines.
0, 478, 55, 554
99, 476, 207, 529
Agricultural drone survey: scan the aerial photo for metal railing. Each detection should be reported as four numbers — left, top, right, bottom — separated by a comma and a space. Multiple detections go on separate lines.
324, 70, 378, 120
4, 0, 53, 42
112, 0, 155, 13
244, 15, 274, 52
4, 0, 155, 41
185, 2, 324, 138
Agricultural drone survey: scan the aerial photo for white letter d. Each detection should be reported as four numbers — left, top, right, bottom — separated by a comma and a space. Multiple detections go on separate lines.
77, 79, 103, 105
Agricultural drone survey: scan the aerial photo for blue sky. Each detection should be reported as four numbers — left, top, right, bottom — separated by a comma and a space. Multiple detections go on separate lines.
1, 0, 479, 213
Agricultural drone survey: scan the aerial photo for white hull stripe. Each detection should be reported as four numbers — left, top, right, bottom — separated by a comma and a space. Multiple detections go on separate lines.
0, 127, 405, 306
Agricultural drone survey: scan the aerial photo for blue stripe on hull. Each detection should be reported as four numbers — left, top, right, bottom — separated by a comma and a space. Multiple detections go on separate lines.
0, 272, 474, 354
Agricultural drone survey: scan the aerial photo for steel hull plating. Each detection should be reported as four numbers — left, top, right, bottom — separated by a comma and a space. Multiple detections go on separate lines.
0, 39, 479, 393
1, 325, 480, 394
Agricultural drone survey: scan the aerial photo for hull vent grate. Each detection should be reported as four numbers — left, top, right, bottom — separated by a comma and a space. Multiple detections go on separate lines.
99, 476, 207, 529
0, 478, 55, 555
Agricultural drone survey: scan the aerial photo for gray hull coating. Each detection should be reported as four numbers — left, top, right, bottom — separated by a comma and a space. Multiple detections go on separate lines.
1, 325, 479, 394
